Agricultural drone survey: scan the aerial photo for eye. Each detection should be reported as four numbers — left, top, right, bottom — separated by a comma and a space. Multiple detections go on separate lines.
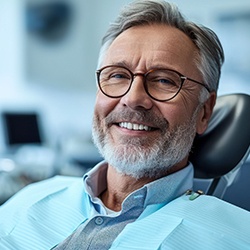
109, 72, 130, 79
149, 76, 177, 87
147, 70, 180, 88
157, 78, 175, 85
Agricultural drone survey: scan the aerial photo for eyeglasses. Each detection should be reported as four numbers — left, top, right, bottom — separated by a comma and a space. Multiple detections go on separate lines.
96, 65, 211, 102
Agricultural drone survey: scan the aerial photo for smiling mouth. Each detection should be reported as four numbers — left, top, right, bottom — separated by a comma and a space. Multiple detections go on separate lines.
118, 122, 154, 131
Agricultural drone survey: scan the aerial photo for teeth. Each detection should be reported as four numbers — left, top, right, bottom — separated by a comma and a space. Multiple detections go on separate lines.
119, 122, 151, 131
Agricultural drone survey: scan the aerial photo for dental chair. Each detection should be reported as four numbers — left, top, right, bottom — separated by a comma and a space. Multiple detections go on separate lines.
190, 93, 250, 202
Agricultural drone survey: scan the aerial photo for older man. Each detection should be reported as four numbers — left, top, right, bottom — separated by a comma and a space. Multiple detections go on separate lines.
1, 1, 250, 249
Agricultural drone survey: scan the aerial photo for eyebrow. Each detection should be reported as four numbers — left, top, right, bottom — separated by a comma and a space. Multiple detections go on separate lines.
112, 60, 133, 69
108, 61, 177, 72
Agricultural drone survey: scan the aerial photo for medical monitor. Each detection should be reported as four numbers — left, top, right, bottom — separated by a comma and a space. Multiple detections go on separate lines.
2, 112, 43, 147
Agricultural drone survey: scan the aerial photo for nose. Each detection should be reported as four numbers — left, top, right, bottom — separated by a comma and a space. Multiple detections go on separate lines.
120, 75, 153, 110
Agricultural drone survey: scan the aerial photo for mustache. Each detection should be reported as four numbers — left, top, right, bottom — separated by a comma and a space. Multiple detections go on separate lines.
105, 108, 169, 131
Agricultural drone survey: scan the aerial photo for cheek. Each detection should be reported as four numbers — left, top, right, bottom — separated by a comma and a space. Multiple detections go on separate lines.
174, 91, 201, 118
94, 91, 119, 119
159, 101, 197, 129
163, 108, 186, 128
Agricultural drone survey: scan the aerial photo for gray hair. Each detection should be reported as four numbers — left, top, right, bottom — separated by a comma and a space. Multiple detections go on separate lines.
98, 0, 224, 97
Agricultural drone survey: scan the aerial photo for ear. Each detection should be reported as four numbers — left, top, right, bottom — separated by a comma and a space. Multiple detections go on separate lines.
196, 91, 216, 135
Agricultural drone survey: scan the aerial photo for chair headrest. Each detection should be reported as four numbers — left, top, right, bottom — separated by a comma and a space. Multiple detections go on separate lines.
189, 93, 250, 179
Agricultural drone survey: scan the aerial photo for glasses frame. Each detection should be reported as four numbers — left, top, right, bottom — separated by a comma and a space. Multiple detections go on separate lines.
96, 65, 211, 102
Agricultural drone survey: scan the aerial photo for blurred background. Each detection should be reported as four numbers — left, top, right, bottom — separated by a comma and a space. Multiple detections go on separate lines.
0, 0, 249, 207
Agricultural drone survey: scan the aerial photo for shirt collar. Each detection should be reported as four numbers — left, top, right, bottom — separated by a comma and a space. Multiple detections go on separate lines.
83, 161, 193, 211
144, 164, 193, 205
83, 161, 108, 198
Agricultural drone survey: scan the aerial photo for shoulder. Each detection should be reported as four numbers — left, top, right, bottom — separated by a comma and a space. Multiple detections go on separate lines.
164, 194, 250, 240
110, 194, 250, 249
166, 193, 250, 221
0, 175, 82, 214
171, 193, 250, 214
0, 176, 88, 249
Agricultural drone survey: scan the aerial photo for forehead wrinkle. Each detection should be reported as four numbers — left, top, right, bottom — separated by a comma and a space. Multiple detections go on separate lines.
103, 24, 200, 78
106, 55, 147, 72
104, 39, 146, 71
105, 53, 184, 74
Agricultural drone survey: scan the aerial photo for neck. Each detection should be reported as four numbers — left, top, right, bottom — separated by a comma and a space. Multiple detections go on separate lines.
100, 161, 187, 211
100, 165, 152, 211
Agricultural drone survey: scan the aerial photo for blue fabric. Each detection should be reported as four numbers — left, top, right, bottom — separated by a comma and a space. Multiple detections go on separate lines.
83, 161, 193, 215
110, 195, 250, 249
1, 169, 250, 249
39, 163, 194, 249
0, 176, 87, 250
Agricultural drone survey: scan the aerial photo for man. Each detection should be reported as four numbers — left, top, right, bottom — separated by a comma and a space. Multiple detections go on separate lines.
1, 1, 250, 249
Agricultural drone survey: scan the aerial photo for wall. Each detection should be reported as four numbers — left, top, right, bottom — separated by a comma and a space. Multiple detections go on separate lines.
0, 0, 249, 152
24, 0, 250, 93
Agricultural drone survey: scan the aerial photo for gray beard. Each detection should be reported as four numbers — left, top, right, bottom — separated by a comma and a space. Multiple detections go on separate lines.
92, 108, 199, 179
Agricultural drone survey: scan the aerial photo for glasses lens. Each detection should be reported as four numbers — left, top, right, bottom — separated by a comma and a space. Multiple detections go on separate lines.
145, 69, 182, 101
98, 66, 132, 97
